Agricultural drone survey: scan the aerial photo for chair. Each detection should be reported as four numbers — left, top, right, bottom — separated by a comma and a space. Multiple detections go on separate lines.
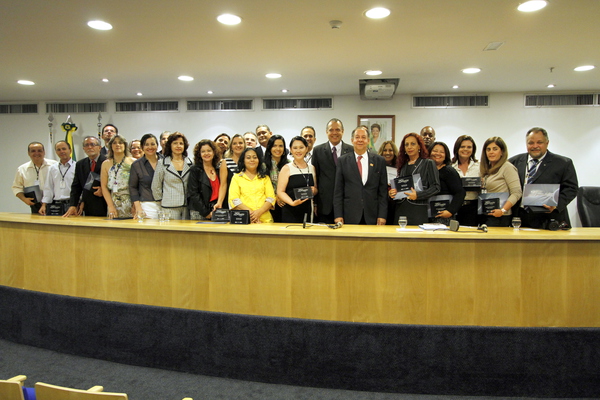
0, 375, 35, 400
577, 186, 600, 227
35, 382, 127, 400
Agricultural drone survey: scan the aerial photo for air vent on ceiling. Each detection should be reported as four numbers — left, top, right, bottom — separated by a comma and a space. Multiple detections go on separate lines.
115, 101, 179, 112
524, 94, 595, 107
46, 103, 106, 113
187, 99, 253, 111
0, 103, 38, 114
413, 95, 489, 108
262, 98, 332, 110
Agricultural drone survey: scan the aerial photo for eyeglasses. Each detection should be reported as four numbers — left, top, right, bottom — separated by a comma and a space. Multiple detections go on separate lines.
83, 143, 99, 148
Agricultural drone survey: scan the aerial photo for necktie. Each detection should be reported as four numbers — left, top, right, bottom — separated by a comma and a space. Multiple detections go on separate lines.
527, 159, 539, 184
91, 159, 96, 172
332, 146, 338, 165
357, 155, 363, 179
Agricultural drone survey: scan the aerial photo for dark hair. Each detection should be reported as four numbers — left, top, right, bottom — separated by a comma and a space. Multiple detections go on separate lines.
27, 142, 44, 152
238, 147, 267, 178
140, 133, 158, 147
214, 133, 231, 142
371, 123, 381, 132
102, 124, 118, 134
526, 127, 549, 140
396, 133, 429, 170
326, 118, 344, 132
164, 132, 189, 158
107, 135, 130, 159
264, 135, 288, 172
428, 141, 452, 166
301, 126, 316, 137
352, 126, 370, 139
193, 139, 220, 170
289, 136, 308, 149
377, 140, 398, 166
452, 135, 478, 164
54, 140, 71, 150
480, 136, 509, 176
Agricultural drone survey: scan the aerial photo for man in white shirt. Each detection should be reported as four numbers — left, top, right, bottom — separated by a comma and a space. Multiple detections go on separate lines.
12, 142, 57, 213
39, 140, 75, 216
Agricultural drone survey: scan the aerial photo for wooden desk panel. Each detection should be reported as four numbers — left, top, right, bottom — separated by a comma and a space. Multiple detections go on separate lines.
1, 213, 599, 327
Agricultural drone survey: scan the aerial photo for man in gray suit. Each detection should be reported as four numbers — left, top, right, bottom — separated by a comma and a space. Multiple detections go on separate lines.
312, 118, 353, 223
508, 127, 578, 228
333, 126, 388, 225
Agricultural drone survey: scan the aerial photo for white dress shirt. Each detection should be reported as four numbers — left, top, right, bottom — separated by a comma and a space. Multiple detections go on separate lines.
42, 159, 75, 203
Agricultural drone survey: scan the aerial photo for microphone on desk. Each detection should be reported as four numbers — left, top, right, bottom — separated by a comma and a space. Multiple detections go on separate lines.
302, 214, 343, 229
331, 221, 343, 229
477, 224, 488, 233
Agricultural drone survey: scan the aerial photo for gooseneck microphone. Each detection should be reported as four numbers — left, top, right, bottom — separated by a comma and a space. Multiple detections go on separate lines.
302, 214, 343, 229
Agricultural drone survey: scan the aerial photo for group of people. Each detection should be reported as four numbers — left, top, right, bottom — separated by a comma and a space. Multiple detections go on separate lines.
11, 120, 578, 229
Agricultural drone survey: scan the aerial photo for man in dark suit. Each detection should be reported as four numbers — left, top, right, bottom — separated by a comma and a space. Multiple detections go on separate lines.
255, 124, 272, 159
311, 118, 354, 223
508, 127, 578, 228
99, 124, 118, 157
63, 136, 108, 217
333, 126, 388, 225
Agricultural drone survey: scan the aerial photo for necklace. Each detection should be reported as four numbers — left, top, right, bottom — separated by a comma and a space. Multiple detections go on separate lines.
293, 160, 311, 187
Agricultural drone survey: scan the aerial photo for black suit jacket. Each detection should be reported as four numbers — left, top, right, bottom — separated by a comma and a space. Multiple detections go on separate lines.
69, 155, 108, 217
187, 165, 215, 218
333, 151, 388, 224
508, 151, 578, 223
312, 141, 353, 216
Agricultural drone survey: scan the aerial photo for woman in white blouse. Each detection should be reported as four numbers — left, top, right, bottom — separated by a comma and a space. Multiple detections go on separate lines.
451, 135, 480, 226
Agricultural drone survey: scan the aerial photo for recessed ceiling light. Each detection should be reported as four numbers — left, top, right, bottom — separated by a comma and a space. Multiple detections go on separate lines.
364, 70, 382, 76
365, 7, 391, 19
574, 65, 595, 72
517, 1, 548, 12
102, 78, 109, 83
217, 14, 242, 25
266, 73, 282, 79
178, 75, 194, 81
87, 20, 113, 30
137, 92, 143, 96
281, 89, 288, 93
547, 84, 555, 88
17, 80, 35, 85
462, 68, 481, 74
207, 90, 213, 94
452, 85, 459, 89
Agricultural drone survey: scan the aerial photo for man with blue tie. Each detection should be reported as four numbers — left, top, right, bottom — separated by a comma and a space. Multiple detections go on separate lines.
312, 118, 353, 223
508, 127, 578, 228
333, 126, 388, 225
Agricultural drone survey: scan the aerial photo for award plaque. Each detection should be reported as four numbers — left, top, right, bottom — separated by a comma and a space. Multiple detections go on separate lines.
293, 187, 313, 200
230, 210, 250, 224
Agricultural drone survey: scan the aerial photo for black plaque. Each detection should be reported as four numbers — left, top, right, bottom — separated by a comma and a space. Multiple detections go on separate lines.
230, 210, 250, 224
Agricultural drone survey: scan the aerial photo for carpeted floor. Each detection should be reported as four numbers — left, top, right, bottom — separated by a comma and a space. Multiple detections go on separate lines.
0, 339, 595, 400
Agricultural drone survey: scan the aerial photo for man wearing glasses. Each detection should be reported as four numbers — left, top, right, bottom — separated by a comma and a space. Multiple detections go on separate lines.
63, 136, 107, 217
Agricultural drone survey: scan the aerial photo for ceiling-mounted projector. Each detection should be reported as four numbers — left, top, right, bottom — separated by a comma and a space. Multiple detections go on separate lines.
360, 78, 399, 100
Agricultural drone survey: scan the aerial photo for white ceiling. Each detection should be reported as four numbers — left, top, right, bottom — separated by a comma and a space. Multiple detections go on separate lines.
1, 0, 599, 102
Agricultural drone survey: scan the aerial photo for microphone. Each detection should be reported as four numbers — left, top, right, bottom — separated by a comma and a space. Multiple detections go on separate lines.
303, 213, 307, 229
331, 221, 343, 229
477, 224, 488, 233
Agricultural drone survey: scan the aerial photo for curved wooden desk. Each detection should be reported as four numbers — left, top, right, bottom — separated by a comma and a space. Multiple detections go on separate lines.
1, 212, 599, 327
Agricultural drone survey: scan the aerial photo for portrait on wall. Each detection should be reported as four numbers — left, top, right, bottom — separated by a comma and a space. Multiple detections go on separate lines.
356, 115, 396, 151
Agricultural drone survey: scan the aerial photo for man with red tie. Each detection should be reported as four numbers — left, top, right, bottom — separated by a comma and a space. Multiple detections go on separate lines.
333, 126, 388, 225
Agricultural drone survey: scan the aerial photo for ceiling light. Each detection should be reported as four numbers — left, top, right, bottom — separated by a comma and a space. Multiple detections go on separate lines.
365, 70, 382, 76
547, 84, 555, 88
17, 80, 35, 85
207, 90, 213, 94
452, 85, 459, 89
483, 42, 504, 51
178, 75, 194, 81
365, 7, 391, 19
102, 78, 109, 82
266, 73, 282, 79
517, 1, 548, 12
217, 14, 242, 25
574, 65, 595, 72
462, 68, 481, 74
137, 92, 143, 96
281, 89, 288, 93
87, 20, 113, 30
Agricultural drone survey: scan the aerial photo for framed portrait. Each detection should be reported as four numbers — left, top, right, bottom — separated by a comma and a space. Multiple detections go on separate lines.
356, 115, 395, 151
